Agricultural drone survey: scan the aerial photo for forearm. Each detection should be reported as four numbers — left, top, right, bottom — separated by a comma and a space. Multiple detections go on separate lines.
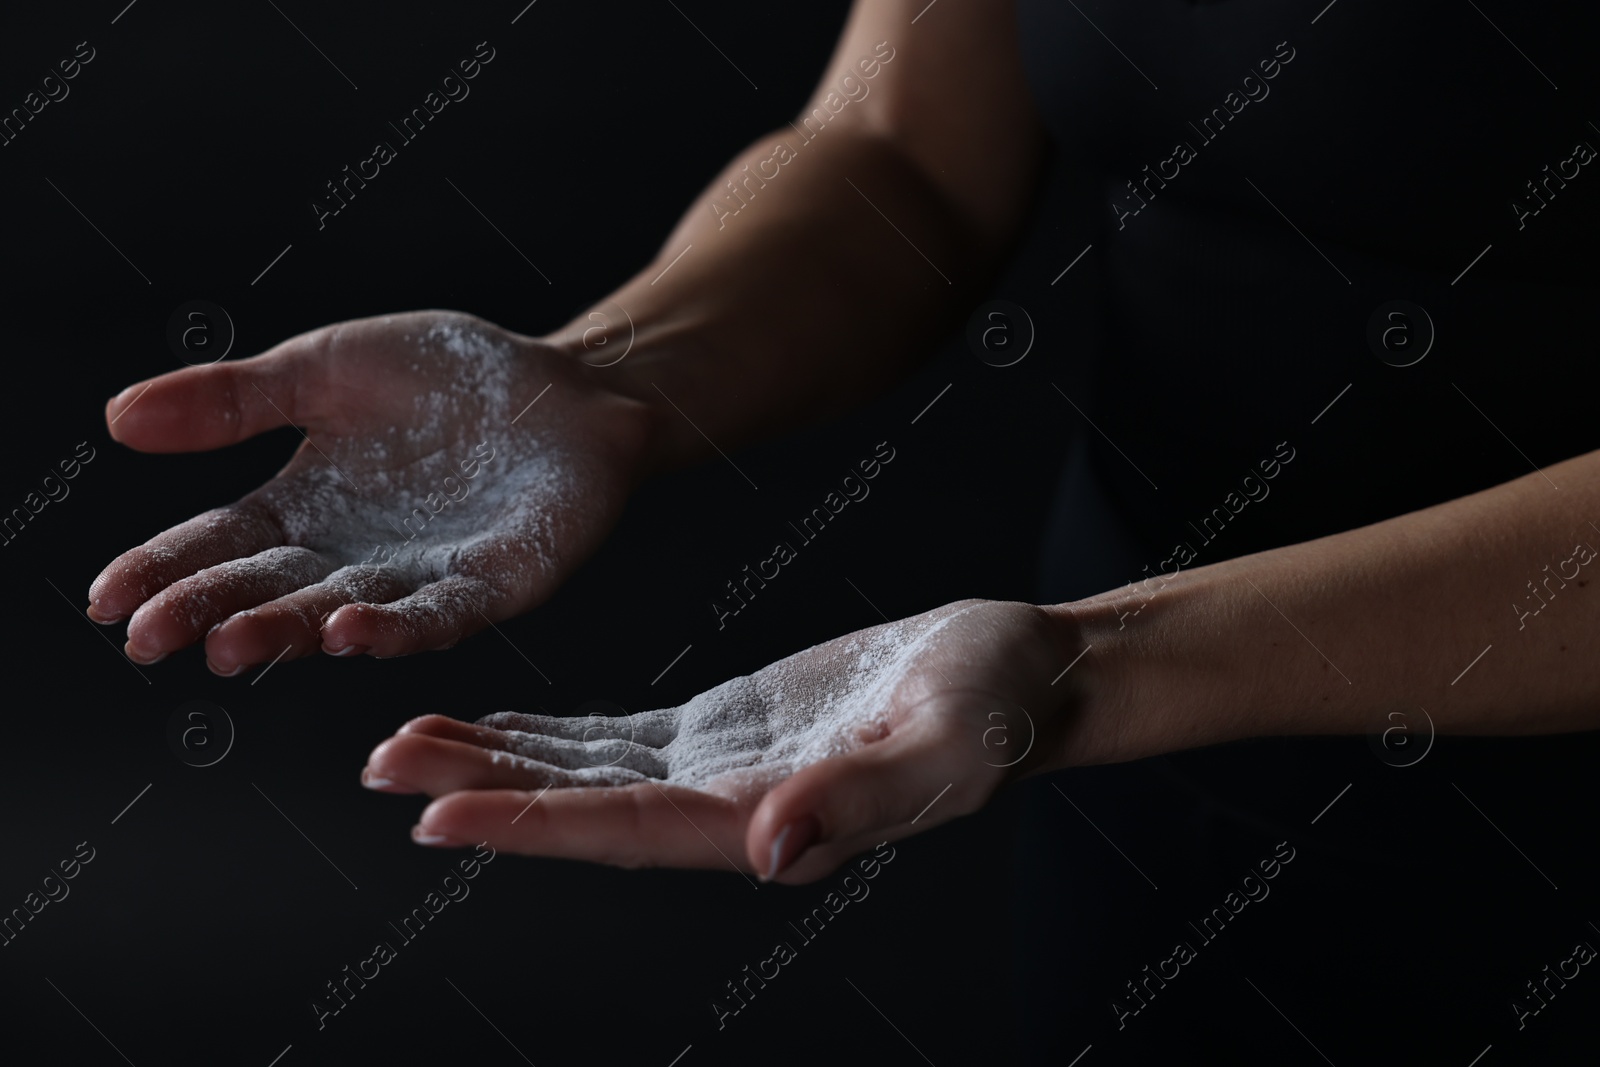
1045, 451, 1600, 766
543, 128, 998, 470
539, 0, 1043, 472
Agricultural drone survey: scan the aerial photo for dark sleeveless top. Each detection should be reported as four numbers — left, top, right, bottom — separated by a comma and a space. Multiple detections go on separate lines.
1007, 2, 1599, 1061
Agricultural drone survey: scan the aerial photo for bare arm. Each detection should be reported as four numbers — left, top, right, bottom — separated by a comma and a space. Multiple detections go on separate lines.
544, 0, 1045, 468
86, 0, 1043, 666
372, 450, 1600, 878
1048, 451, 1600, 767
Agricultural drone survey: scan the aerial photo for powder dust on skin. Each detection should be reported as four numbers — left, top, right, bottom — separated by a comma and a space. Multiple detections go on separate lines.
264, 316, 577, 585
131, 314, 586, 643
143, 546, 333, 633
478, 604, 984, 796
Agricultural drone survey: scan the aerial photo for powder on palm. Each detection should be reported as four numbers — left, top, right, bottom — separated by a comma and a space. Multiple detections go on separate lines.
484, 607, 972, 797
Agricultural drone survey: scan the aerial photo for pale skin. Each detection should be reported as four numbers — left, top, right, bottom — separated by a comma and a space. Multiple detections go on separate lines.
90, 0, 1598, 881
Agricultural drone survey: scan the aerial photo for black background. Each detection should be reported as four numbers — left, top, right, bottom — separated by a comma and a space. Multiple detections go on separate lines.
2, 1, 1598, 1065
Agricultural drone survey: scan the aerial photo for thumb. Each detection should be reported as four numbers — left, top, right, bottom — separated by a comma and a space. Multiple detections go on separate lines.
106, 330, 329, 452
746, 709, 997, 881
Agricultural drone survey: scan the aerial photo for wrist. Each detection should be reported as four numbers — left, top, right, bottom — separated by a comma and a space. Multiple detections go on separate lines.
1038, 571, 1262, 769
1033, 599, 1150, 770
539, 310, 724, 479
533, 320, 676, 484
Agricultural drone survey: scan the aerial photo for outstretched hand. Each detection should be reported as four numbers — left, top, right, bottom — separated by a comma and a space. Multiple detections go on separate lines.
89, 311, 650, 672
364, 600, 1089, 882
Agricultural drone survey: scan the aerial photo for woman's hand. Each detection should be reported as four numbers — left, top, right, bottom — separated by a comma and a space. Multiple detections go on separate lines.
363, 599, 1097, 882
89, 310, 653, 672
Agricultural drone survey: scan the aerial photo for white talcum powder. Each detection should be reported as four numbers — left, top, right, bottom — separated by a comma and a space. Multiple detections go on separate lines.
175, 315, 586, 635
480, 607, 974, 795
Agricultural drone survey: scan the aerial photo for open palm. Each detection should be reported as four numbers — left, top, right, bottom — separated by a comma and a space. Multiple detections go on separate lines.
366, 600, 1081, 883
90, 311, 649, 672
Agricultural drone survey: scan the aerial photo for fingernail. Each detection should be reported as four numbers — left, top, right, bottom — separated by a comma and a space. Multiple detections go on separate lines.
126, 643, 167, 666
324, 643, 369, 657
362, 769, 417, 793
412, 826, 464, 847
207, 660, 246, 678
86, 604, 124, 624
764, 815, 821, 881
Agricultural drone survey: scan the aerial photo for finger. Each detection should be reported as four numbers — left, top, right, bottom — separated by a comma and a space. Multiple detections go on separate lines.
399, 715, 669, 777
88, 503, 285, 624
400, 715, 519, 746
123, 546, 334, 664
414, 784, 750, 871
204, 565, 413, 672
745, 709, 998, 881
105, 329, 329, 452
322, 575, 498, 658
365, 733, 647, 794
476, 709, 678, 747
